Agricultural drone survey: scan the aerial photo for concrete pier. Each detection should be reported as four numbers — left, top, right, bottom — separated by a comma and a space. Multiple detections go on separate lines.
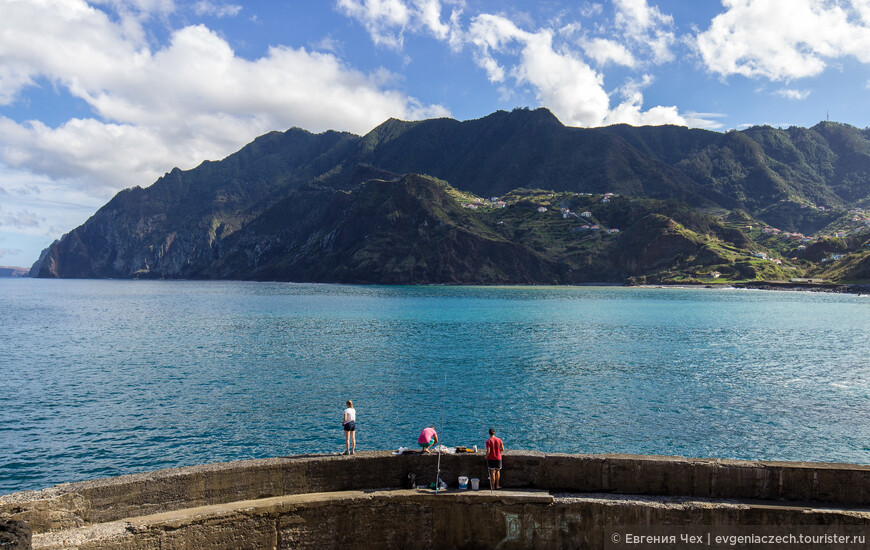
1, 451, 868, 549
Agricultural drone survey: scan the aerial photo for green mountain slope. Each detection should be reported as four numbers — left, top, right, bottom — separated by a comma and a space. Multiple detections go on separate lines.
31, 108, 870, 284
335, 108, 728, 206
206, 175, 557, 283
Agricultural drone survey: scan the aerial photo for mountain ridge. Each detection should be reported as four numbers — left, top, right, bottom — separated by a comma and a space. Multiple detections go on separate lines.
31, 108, 870, 284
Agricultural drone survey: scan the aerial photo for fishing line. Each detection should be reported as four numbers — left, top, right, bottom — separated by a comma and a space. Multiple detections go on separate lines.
435, 372, 446, 494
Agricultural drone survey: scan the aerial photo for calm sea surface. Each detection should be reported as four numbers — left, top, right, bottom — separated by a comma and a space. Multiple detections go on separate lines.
1, 279, 868, 493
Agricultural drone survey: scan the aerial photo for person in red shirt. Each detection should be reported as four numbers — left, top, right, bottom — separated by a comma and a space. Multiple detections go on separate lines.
485, 427, 504, 489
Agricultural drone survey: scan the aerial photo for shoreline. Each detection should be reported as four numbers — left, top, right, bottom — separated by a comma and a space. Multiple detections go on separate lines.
635, 280, 870, 296
8, 276, 870, 295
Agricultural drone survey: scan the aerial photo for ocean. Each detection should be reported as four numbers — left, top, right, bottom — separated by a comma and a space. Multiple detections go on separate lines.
1, 279, 868, 493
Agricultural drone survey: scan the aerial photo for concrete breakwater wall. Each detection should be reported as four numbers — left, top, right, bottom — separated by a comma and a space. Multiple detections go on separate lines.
1, 451, 868, 549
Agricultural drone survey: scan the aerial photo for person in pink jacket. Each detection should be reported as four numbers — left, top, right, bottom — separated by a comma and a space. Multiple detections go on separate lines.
417, 426, 438, 453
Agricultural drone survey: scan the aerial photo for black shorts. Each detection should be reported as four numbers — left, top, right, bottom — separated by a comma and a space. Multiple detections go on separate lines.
487, 459, 502, 470
344, 421, 355, 432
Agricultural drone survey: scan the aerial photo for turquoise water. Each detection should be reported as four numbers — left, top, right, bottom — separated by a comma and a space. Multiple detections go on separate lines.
1, 279, 868, 493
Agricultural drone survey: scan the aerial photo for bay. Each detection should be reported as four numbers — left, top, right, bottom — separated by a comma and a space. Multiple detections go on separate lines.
1, 279, 868, 494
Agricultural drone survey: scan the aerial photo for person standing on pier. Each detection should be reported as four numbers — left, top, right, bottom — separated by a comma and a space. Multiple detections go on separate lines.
486, 427, 504, 489
343, 400, 356, 455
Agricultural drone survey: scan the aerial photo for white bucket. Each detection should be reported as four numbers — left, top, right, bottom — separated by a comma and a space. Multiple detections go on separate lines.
470, 478, 479, 490
458, 476, 468, 490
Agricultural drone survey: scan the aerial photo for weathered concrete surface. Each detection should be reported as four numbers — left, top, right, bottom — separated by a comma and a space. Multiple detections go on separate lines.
2, 451, 869, 549
0, 519, 30, 550
28, 490, 870, 550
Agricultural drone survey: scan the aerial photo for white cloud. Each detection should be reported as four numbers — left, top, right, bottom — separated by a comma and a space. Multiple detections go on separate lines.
775, 88, 811, 100
92, 0, 176, 17
193, 1, 242, 18
683, 112, 727, 130
580, 3, 604, 18
338, 1, 685, 127
603, 74, 684, 126
0, 0, 448, 197
696, 0, 870, 80
466, 14, 684, 128
581, 37, 637, 68
614, 0, 673, 33
613, 0, 676, 63
0, 165, 103, 237
311, 35, 343, 54
336, 0, 455, 49
0, 206, 43, 229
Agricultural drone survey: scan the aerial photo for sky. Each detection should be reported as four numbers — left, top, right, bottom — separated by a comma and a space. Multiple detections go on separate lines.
3, 0, 870, 268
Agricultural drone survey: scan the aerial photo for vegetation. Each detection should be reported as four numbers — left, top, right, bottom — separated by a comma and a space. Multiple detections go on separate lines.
31, 108, 870, 284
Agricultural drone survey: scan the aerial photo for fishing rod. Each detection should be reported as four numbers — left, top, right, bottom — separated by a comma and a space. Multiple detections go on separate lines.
434, 373, 446, 494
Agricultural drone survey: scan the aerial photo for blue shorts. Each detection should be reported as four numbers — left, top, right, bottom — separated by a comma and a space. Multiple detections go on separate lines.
344, 421, 355, 432
419, 438, 434, 448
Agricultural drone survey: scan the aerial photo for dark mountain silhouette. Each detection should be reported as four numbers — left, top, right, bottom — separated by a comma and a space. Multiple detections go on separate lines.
31, 108, 870, 283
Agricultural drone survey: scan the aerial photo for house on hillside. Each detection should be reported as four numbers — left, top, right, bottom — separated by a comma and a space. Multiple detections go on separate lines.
537, 206, 548, 213
581, 211, 592, 218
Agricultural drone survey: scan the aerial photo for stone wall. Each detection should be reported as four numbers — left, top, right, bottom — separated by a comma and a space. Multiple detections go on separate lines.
1, 451, 868, 549
0, 519, 30, 550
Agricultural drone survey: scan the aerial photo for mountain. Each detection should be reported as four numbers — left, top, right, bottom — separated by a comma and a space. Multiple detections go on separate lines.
32, 108, 870, 284
203, 175, 557, 283
199, 175, 790, 284
331, 109, 727, 207
0, 266, 29, 277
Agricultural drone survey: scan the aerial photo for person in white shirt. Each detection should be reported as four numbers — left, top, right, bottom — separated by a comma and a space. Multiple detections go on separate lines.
342, 400, 356, 455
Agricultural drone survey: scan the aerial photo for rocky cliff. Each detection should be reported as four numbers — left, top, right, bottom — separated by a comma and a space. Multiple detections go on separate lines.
31, 109, 870, 283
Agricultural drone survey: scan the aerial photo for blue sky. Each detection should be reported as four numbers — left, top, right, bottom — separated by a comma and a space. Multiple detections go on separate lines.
3, 0, 870, 268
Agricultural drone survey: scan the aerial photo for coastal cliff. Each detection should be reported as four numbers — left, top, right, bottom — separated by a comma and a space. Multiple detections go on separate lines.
0, 266, 28, 277
31, 109, 870, 283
